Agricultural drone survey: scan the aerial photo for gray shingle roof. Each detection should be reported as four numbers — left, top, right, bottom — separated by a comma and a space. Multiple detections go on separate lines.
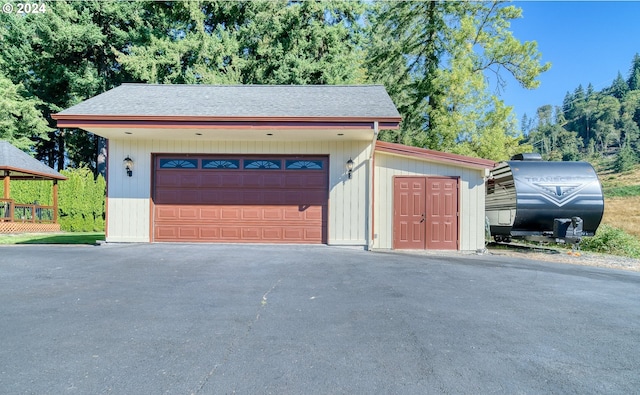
56, 84, 401, 119
0, 141, 66, 180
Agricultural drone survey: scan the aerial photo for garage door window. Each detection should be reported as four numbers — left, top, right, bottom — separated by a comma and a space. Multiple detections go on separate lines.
244, 159, 281, 169
202, 159, 240, 169
160, 159, 198, 168
285, 160, 323, 170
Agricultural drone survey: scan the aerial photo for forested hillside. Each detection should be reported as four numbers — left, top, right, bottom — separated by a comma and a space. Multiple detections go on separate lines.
1, 0, 549, 172
522, 54, 640, 171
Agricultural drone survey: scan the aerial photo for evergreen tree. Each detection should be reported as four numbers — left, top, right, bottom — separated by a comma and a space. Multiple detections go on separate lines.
562, 91, 573, 116
627, 53, 640, 90
609, 71, 629, 99
1, 1, 149, 171
366, 0, 549, 158
239, 0, 366, 85
620, 90, 640, 150
116, 1, 366, 85
0, 73, 51, 150
614, 143, 637, 173
0, 9, 50, 151
115, 1, 245, 84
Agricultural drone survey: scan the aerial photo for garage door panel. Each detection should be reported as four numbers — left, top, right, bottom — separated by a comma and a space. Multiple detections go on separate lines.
157, 189, 202, 205
263, 208, 283, 220
199, 190, 218, 202
155, 190, 180, 204
262, 228, 282, 239
243, 174, 263, 187
180, 175, 200, 188
304, 228, 323, 240
155, 224, 325, 243
199, 227, 220, 239
156, 227, 178, 239
304, 191, 327, 204
261, 190, 284, 204
241, 208, 261, 220
156, 206, 179, 220
303, 206, 323, 220
283, 207, 305, 220
218, 191, 243, 204
178, 207, 198, 219
284, 175, 305, 188
176, 190, 201, 205
282, 191, 304, 204
283, 228, 304, 240
241, 191, 263, 205
221, 208, 241, 219
200, 208, 220, 220
220, 174, 243, 187
263, 174, 284, 187
303, 174, 328, 188
219, 227, 240, 239
200, 174, 222, 187
155, 173, 180, 188
155, 205, 325, 221
178, 227, 199, 239
242, 227, 261, 239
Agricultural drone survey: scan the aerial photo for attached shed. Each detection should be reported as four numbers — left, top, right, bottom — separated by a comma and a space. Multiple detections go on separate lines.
373, 141, 495, 251
53, 84, 494, 251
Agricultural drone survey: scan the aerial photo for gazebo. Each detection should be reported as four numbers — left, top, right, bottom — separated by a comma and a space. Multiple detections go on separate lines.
0, 141, 67, 233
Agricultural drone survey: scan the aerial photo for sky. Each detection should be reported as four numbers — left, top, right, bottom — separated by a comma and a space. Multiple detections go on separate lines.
499, 1, 640, 130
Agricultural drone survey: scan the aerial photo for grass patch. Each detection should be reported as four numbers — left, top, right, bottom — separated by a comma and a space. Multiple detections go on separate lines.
602, 196, 640, 239
603, 185, 640, 197
599, 164, 640, 189
0, 232, 105, 245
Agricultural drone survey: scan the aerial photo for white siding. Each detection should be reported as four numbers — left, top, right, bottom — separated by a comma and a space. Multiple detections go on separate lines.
373, 152, 487, 251
106, 138, 372, 246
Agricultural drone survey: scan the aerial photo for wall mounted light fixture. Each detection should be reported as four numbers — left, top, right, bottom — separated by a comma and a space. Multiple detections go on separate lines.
123, 156, 134, 177
346, 158, 354, 179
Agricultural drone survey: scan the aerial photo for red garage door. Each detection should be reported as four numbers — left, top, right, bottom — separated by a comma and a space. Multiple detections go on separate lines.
153, 155, 328, 243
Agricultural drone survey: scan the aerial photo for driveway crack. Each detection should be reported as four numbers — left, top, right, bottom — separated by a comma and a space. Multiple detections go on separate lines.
190, 278, 282, 395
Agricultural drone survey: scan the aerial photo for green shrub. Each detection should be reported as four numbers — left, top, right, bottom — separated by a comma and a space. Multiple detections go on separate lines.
581, 224, 640, 258
58, 168, 106, 232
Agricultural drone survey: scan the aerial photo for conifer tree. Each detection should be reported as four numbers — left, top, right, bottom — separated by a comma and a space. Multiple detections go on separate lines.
627, 53, 640, 90
366, 0, 549, 159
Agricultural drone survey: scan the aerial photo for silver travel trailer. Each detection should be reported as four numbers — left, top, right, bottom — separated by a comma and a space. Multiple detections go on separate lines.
486, 153, 604, 244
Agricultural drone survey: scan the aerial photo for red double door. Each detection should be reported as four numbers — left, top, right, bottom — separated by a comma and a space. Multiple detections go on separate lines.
393, 176, 459, 250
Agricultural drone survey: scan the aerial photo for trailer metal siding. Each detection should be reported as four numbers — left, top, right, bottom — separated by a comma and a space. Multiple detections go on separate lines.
486, 160, 604, 240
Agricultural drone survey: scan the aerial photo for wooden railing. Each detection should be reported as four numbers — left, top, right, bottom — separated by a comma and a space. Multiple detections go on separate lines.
0, 198, 56, 223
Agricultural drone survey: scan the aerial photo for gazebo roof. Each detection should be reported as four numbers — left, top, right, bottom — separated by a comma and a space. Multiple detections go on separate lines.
0, 141, 67, 180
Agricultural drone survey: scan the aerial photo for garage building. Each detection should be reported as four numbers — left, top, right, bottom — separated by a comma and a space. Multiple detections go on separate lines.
54, 84, 494, 250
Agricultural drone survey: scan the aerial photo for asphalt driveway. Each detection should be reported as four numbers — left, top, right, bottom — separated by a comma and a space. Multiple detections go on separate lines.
1, 244, 639, 394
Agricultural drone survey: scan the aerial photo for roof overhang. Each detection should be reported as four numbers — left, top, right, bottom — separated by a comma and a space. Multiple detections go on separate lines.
1, 166, 67, 181
375, 141, 496, 171
52, 114, 402, 141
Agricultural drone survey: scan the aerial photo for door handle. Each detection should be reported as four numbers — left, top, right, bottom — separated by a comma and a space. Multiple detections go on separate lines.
420, 213, 425, 223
